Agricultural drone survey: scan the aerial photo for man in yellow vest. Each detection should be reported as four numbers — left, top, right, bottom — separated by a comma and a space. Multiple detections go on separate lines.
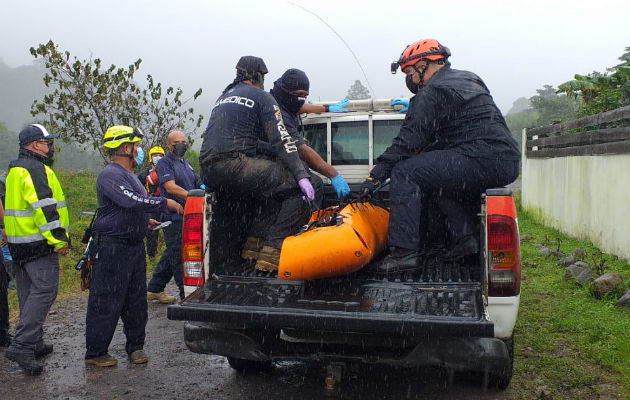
3, 124, 69, 375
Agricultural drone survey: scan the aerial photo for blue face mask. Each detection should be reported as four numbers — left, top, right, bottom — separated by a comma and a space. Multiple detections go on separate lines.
135, 147, 144, 165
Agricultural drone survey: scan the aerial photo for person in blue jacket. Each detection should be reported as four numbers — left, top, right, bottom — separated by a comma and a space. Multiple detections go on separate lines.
147, 130, 202, 302
361, 39, 520, 274
200, 56, 315, 272
84, 126, 182, 368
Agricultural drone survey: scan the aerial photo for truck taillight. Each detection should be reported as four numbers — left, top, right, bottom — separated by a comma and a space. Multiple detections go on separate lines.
182, 213, 204, 287
487, 214, 521, 296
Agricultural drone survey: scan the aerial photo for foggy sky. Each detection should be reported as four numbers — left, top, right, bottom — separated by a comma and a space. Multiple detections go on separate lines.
1, 0, 628, 115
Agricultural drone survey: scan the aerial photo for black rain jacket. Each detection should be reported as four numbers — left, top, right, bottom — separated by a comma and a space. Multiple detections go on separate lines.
200, 83, 308, 181
370, 65, 520, 182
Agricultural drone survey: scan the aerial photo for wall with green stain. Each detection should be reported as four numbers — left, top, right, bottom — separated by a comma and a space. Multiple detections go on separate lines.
521, 129, 630, 260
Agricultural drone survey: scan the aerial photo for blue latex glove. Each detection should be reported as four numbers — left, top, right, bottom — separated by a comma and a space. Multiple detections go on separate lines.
298, 178, 315, 201
200, 184, 206, 190
329, 99, 349, 113
330, 174, 350, 199
391, 98, 409, 113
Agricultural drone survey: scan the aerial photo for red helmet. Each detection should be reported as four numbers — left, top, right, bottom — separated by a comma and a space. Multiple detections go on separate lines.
391, 39, 451, 73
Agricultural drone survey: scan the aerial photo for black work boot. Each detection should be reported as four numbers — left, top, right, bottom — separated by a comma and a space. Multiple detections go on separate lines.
444, 235, 480, 263
5, 349, 44, 375
35, 341, 53, 358
376, 247, 420, 274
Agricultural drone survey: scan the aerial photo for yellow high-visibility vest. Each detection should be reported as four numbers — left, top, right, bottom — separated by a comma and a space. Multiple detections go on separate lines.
4, 152, 69, 263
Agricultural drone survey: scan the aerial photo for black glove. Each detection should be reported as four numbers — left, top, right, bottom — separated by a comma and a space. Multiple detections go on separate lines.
359, 177, 380, 201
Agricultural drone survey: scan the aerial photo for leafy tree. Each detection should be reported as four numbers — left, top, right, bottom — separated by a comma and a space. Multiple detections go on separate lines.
29, 40, 204, 163
346, 80, 370, 100
558, 47, 630, 117
185, 148, 200, 174
529, 84, 578, 126
506, 97, 532, 115
505, 110, 539, 147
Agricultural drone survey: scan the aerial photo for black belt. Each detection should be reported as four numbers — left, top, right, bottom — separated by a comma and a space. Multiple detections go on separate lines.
203, 152, 242, 164
94, 234, 143, 247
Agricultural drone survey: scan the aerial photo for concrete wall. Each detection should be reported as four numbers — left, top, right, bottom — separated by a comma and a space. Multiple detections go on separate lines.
521, 130, 630, 260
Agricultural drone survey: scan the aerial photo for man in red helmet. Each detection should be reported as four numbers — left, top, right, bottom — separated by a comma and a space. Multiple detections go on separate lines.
361, 39, 520, 274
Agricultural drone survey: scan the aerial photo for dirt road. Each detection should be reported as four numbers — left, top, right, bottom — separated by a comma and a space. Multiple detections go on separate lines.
0, 282, 512, 400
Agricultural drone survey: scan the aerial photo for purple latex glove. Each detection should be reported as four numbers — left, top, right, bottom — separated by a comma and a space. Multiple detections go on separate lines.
298, 178, 315, 201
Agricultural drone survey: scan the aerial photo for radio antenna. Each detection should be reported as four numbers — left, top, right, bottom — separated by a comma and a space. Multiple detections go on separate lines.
288, 2, 375, 98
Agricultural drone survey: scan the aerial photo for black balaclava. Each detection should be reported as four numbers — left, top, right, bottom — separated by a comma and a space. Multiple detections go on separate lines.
270, 68, 310, 115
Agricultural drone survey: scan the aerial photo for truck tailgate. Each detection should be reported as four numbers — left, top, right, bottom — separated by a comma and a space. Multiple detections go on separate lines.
168, 265, 493, 337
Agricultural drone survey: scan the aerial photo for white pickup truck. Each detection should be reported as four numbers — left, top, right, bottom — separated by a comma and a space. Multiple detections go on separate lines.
167, 101, 521, 389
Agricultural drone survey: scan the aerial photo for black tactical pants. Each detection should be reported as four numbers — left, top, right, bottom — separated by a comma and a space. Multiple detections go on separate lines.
388, 150, 519, 251
147, 219, 184, 299
202, 154, 310, 249
85, 241, 147, 358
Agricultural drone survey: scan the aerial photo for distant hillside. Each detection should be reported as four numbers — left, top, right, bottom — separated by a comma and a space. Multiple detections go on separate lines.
0, 59, 48, 131
0, 57, 206, 151
0, 60, 103, 172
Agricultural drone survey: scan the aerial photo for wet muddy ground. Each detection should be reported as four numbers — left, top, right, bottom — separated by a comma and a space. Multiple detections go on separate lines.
0, 282, 511, 400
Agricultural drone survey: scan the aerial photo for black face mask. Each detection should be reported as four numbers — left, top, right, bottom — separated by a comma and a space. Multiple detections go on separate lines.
271, 87, 306, 115
173, 143, 187, 157
42, 143, 55, 166
406, 74, 420, 95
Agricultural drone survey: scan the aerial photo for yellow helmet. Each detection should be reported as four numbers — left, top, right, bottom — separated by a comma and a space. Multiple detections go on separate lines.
102, 125, 144, 149
148, 146, 165, 163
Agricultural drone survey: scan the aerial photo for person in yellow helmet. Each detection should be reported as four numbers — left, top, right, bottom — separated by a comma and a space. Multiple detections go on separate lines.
137, 146, 166, 258
4, 124, 69, 375
148, 146, 166, 164
84, 126, 183, 368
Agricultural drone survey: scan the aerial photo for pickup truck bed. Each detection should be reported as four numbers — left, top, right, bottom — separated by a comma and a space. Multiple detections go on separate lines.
168, 258, 492, 337
168, 188, 518, 388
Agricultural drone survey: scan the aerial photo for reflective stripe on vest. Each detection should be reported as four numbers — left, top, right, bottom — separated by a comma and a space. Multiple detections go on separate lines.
7, 227, 70, 244
7, 232, 45, 244
4, 201, 68, 218
38, 220, 62, 233
31, 197, 58, 209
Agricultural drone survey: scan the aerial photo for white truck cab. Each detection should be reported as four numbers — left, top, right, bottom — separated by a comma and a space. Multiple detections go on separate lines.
301, 98, 407, 183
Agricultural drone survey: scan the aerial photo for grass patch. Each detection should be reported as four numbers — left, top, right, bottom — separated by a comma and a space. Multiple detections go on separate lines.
7, 168, 162, 321
510, 198, 630, 398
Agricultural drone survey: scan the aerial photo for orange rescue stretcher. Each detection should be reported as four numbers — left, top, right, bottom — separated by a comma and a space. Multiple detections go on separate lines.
278, 203, 389, 280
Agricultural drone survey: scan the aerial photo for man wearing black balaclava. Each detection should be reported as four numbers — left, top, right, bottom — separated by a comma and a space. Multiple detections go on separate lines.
267, 69, 351, 202
200, 57, 315, 272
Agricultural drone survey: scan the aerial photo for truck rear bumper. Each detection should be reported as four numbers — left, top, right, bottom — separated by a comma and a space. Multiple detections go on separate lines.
167, 301, 493, 338
182, 322, 510, 372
